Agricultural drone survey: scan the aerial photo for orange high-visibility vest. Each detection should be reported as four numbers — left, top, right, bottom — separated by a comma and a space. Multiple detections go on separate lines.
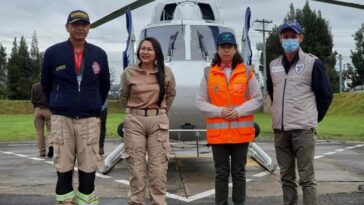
206, 63, 255, 144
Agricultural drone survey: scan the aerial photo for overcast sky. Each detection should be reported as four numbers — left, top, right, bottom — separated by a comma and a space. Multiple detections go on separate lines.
1, 0, 363, 74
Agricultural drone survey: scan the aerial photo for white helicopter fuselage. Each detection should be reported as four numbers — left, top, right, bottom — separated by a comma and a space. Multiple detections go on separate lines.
97, 0, 277, 174
137, 0, 235, 131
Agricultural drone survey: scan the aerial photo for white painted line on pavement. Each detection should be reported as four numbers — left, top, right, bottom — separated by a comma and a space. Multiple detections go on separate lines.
0, 151, 14, 155
324, 151, 336, 155
96, 173, 112, 179
45, 161, 53, 165
253, 172, 269, 177
114, 179, 129, 185
14, 154, 28, 158
30, 157, 45, 161
1, 142, 363, 203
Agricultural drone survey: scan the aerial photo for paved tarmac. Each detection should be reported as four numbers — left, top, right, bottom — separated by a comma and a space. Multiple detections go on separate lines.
0, 139, 364, 205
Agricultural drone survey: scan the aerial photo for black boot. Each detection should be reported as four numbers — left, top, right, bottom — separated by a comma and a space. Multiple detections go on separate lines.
47, 146, 53, 158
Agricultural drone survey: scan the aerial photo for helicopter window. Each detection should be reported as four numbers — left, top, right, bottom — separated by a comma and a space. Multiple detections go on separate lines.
141, 25, 185, 60
190, 25, 234, 61
198, 3, 215, 21
160, 4, 177, 21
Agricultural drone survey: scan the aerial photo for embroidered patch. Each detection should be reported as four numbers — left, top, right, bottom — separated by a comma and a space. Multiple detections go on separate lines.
92, 62, 101, 74
271, 66, 284, 73
295, 64, 305, 74
55, 65, 66, 71
214, 85, 219, 93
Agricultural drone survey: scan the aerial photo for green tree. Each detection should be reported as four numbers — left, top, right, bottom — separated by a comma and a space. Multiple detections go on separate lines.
7, 36, 33, 99
0, 44, 7, 99
350, 24, 364, 87
343, 63, 360, 89
30, 31, 41, 82
265, 2, 339, 92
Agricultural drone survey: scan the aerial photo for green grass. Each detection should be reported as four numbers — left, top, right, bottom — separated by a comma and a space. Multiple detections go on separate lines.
1, 112, 363, 142
1, 93, 364, 142
0, 113, 125, 142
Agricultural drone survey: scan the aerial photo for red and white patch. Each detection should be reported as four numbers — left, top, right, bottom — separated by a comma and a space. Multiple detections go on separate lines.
92, 62, 101, 74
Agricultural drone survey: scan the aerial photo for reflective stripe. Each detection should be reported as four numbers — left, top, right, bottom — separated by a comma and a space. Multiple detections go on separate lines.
231, 121, 254, 128
207, 121, 254, 129
206, 122, 229, 129
56, 190, 75, 202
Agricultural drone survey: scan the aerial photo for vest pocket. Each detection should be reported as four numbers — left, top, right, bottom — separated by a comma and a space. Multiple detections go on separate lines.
233, 83, 246, 96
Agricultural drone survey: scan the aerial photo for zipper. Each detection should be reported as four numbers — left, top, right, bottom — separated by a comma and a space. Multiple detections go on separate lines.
281, 78, 287, 131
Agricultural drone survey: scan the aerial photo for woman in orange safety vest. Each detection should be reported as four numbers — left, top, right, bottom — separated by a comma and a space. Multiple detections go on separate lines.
195, 32, 263, 205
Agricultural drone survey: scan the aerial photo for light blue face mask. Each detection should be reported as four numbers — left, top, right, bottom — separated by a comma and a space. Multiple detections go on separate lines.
282, 39, 300, 53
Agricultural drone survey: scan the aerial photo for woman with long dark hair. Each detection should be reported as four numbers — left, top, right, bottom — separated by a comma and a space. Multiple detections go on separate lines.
120, 37, 176, 205
196, 32, 263, 205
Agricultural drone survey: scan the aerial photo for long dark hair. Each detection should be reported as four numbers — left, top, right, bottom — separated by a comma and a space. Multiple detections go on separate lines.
211, 45, 243, 69
136, 37, 165, 107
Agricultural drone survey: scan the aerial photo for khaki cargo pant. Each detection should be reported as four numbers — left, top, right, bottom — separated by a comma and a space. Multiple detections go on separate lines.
274, 129, 317, 205
34, 107, 52, 154
123, 113, 170, 205
51, 115, 101, 173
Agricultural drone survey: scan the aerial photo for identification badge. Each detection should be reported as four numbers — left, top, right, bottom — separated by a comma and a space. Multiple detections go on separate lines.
271, 66, 284, 73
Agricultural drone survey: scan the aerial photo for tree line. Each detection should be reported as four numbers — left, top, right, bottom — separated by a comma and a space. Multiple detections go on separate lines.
0, 2, 364, 99
0, 31, 42, 100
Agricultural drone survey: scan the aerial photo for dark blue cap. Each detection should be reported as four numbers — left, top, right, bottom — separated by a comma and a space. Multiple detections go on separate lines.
67, 10, 90, 24
217, 32, 237, 46
279, 21, 302, 34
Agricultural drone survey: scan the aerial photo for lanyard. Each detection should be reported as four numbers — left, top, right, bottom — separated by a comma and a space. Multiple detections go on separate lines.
74, 48, 84, 74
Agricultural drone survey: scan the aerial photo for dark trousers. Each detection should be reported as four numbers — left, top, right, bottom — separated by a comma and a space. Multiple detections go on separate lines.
274, 129, 317, 205
99, 108, 108, 148
211, 143, 249, 205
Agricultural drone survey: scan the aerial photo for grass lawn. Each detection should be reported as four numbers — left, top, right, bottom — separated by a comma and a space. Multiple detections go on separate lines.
0, 112, 363, 142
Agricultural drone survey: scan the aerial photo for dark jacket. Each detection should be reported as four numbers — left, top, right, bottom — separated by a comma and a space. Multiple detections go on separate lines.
41, 40, 110, 118
31, 82, 48, 109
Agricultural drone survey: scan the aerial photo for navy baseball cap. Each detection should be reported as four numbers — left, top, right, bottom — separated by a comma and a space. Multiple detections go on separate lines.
67, 10, 90, 24
279, 21, 302, 34
217, 32, 237, 46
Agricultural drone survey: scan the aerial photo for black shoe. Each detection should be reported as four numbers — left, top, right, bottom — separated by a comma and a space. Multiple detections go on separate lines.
47, 146, 53, 158
99, 147, 104, 156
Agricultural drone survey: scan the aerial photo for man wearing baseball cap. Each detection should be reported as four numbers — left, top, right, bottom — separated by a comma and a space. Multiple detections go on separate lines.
41, 10, 110, 205
267, 21, 333, 205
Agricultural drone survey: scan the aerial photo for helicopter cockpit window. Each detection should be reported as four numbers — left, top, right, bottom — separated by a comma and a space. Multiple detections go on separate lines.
197, 3, 215, 21
190, 25, 234, 61
160, 4, 177, 21
141, 25, 185, 61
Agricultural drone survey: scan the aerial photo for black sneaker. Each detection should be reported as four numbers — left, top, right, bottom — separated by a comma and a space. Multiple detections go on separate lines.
47, 146, 53, 158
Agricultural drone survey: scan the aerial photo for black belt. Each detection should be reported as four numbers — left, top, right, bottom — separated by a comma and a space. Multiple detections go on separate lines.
126, 108, 166, 116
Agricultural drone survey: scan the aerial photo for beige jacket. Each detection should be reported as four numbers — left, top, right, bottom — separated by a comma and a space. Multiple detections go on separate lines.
119, 64, 176, 112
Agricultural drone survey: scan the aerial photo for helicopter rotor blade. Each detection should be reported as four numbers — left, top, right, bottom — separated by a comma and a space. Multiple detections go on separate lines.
312, 0, 364, 10
90, 0, 156, 29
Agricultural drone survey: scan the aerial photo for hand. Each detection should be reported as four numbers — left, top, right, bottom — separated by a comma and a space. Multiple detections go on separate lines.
222, 107, 238, 120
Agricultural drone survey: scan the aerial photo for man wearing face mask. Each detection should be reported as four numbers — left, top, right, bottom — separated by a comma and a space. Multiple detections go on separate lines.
267, 21, 333, 205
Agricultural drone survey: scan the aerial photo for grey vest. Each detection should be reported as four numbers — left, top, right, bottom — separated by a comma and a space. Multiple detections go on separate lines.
269, 49, 318, 130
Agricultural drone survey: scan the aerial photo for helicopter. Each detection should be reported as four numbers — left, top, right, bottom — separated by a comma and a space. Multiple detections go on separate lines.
312, 0, 364, 10
90, 0, 277, 174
